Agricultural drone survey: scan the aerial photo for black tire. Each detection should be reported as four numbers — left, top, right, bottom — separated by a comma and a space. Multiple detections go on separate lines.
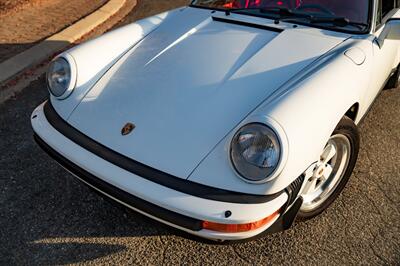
385, 64, 400, 90
298, 116, 360, 219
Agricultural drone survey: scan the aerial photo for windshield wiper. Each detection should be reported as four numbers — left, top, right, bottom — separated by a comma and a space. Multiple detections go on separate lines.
226, 6, 288, 15
309, 16, 368, 30
224, 7, 368, 31
226, 6, 310, 19
276, 15, 368, 30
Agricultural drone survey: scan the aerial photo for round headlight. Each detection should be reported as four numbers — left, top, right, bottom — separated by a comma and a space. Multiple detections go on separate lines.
47, 57, 72, 98
230, 123, 281, 182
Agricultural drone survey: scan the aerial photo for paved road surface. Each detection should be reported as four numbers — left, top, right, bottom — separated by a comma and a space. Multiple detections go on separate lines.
0, 1, 399, 265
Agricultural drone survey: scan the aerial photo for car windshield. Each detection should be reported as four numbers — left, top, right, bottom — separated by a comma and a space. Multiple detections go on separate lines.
191, 0, 371, 33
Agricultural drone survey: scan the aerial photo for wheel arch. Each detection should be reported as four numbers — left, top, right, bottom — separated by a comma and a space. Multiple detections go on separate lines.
344, 102, 360, 122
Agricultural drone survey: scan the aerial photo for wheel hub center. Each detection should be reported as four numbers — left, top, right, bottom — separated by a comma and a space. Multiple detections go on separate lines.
314, 163, 327, 179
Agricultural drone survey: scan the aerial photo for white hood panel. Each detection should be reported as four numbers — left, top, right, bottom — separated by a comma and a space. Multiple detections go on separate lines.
67, 8, 346, 178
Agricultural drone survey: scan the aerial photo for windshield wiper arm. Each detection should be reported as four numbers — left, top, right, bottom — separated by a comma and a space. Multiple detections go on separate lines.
309, 16, 368, 30
276, 15, 368, 30
311, 16, 349, 27
226, 6, 285, 15
224, 7, 368, 30
226, 6, 306, 18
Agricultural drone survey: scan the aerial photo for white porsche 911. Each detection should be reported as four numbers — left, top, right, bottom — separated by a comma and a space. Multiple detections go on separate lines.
31, 0, 400, 241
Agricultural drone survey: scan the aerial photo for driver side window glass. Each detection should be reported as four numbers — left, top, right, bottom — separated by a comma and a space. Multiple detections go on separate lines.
383, 0, 396, 16
377, 0, 396, 27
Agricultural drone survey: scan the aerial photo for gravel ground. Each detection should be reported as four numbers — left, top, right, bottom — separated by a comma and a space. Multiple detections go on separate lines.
0, 1, 399, 265
118, 0, 188, 26
0, 0, 108, 62
0, 0, 39, 15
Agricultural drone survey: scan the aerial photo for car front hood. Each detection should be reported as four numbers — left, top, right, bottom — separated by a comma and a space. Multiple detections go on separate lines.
66, 8, 347, 179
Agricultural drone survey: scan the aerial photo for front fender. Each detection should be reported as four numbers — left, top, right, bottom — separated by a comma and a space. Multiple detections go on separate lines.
259, 39, 372, 193
189, 38, 373, 195
51, 9, 182, 119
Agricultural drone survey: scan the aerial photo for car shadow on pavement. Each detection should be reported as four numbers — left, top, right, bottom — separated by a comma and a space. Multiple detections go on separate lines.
24, 242, 125, 265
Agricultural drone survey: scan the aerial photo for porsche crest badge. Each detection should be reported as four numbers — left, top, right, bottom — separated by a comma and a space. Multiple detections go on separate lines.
121, 122, 135, 136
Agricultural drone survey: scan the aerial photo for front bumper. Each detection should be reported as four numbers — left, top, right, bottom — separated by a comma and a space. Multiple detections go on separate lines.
31, 101, 299, 241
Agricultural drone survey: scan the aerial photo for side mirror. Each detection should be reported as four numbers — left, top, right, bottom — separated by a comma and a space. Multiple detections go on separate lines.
377, 18, 400, 47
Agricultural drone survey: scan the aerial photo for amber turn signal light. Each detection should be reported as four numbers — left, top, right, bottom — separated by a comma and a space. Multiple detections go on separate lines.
202, 209, 280, 233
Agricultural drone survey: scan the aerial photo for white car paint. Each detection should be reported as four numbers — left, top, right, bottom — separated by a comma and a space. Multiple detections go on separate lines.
32, 1, 400, 240
66, 8, 348, 181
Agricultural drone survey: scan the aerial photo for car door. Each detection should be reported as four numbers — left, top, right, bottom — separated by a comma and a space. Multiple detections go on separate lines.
370, 0, 400, 96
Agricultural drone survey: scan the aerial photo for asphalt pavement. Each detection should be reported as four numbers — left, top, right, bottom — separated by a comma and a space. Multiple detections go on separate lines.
0, 2, 399, 265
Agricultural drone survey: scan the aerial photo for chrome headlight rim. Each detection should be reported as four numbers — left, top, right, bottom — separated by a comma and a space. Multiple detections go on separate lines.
47, 54, 77, 100
229, 118, 288, 184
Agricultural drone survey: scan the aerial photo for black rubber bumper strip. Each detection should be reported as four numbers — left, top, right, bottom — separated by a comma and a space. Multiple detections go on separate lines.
42, 101, 282, 204
34, 133, 203, 231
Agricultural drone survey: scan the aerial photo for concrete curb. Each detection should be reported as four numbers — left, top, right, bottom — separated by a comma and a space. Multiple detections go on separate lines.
0, 0, 128, 85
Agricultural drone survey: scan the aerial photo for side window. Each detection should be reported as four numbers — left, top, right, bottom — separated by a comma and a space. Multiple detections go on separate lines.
376, 0, 397, 28
377, 1, 382, 26
383, 0, 395, 17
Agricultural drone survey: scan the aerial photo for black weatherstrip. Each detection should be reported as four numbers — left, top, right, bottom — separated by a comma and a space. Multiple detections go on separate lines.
34, 134, 203, 231
43, 101, 282, 204
212, 16, 283, 33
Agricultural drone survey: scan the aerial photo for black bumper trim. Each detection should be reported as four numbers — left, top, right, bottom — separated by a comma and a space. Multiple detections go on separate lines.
42, 101, 282, 204
34, 133, 203, 231
261, 196, 303, 235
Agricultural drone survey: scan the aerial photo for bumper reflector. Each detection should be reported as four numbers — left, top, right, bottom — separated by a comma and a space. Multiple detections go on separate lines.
202, 209, 280, 233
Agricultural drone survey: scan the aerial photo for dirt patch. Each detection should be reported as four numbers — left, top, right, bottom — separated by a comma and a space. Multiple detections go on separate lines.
0, 0, 108, 62
0, 0, 38, 15
118, 0, 189, 26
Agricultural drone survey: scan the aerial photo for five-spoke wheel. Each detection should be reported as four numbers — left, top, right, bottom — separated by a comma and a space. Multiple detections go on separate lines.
298, 116, 359, 218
